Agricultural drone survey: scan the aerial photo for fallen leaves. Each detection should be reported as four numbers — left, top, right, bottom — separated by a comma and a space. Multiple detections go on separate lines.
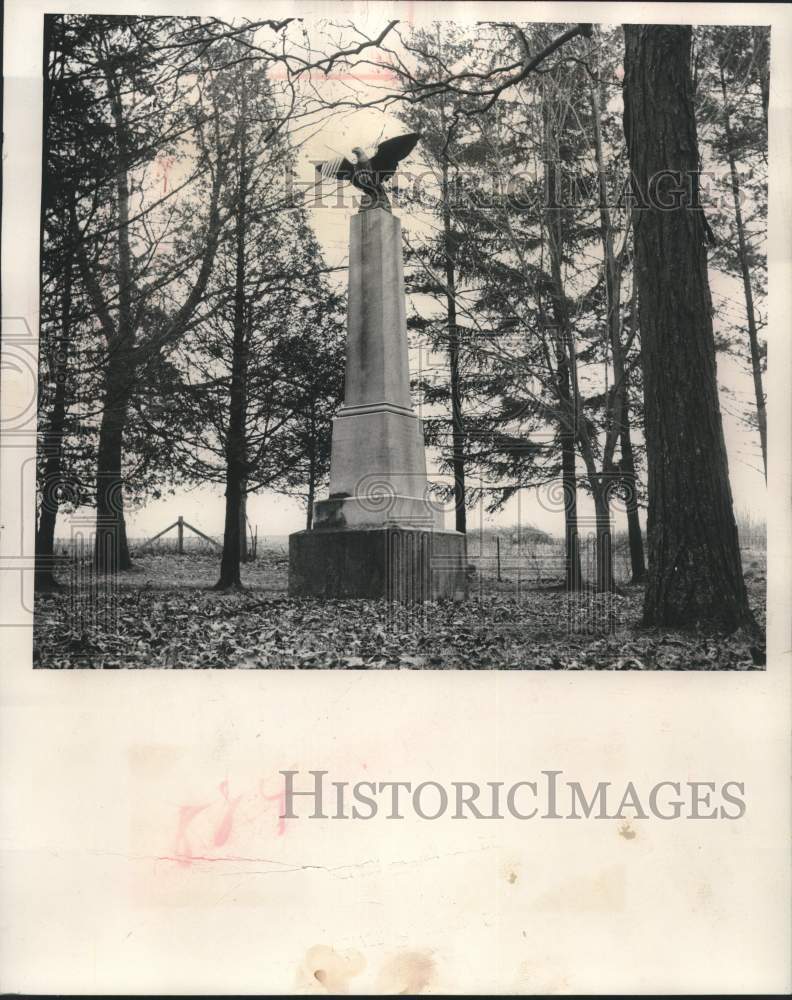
33, 552, 766, 671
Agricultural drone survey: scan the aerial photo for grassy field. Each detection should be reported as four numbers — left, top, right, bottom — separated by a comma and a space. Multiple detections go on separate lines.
33, 525, 766, 671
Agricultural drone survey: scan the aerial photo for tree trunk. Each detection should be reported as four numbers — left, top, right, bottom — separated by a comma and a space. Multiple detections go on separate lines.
35, 372, 69, 587
306, 403, 317, 531
441, 141, 467, 532
306, 481, 315, 532
623, 24, 752, 629
557, 355, 582, 591
36, 202, 75, 591
94, 358, 133, 574
621, 276, 646, 583
215, 82, 249, 591
447, 286, 467, 534
35, 464, 64, 590
239, 485, 249, 563
95, 67, 135, 574
215, 312, 246, 588
544, 115, 583, 591
216, 435, 244, 588
593, 481, 614, 595
589, 66, 645, 585
620, 413, 646, 583
719, 62, 767, 479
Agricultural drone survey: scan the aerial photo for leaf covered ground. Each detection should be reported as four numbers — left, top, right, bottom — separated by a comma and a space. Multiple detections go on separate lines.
33, 550, 766, 670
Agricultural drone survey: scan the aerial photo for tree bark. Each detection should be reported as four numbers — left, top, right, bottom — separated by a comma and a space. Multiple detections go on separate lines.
239, 484, 249, 563
446, 261, 467, 534
719, 61, 767, 479
215, 81, 249, 590
592, 482, 614, 595
589, 67, 643, 586
215, 328, 246, 589
94, 57, 135, 574
35, 203, 76, 591
556, 343, 583, 591
623, 24, 752, 629
440, 118, 467, 533
620, 273, 646, 582
306, 479, 315, 531
94, 357, 133, 573
306, 403, 317, 531
544, 120, 584, 591
620, 414, 646, 583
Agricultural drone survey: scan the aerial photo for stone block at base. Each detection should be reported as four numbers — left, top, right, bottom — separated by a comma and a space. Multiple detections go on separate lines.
288, 527, 467, 601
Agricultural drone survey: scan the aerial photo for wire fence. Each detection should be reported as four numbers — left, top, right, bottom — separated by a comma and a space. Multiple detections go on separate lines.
51, 514, 764, 588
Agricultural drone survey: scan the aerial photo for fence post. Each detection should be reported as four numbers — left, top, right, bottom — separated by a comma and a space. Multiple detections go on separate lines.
177, 515, 184, 554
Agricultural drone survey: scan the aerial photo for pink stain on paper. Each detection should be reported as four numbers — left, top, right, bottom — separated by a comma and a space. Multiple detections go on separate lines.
262, 782, 288, 837
168, 775, 290, 866
172, 803, 209, 866
213, 781, 244, 847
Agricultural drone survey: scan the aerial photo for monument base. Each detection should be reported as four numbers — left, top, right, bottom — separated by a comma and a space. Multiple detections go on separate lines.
288, 527, 467, 601
313, 494, 443, 531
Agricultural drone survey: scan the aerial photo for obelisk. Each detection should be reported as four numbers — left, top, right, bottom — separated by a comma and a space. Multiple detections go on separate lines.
288, 207, 467, 600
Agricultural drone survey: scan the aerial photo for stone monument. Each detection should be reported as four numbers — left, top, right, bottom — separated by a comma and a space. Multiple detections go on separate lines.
288, 135, 467, 600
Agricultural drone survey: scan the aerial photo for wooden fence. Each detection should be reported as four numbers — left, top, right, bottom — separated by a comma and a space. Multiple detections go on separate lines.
136, 515, 222, 554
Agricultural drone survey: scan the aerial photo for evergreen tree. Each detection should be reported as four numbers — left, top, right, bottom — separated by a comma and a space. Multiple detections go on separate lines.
695, 25, 768, 478
166, 46, 345, 587
623, 24, 753, 628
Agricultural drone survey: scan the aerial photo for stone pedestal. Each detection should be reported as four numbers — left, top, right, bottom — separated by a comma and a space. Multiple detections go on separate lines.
289, 527, 467, 601
289, 207, 466, 600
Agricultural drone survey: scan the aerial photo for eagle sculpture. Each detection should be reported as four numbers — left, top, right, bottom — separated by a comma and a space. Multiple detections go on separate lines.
317, 132, 421, 211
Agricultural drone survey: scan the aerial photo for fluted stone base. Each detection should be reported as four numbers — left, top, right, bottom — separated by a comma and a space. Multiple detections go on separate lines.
288, 527, 467, 601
